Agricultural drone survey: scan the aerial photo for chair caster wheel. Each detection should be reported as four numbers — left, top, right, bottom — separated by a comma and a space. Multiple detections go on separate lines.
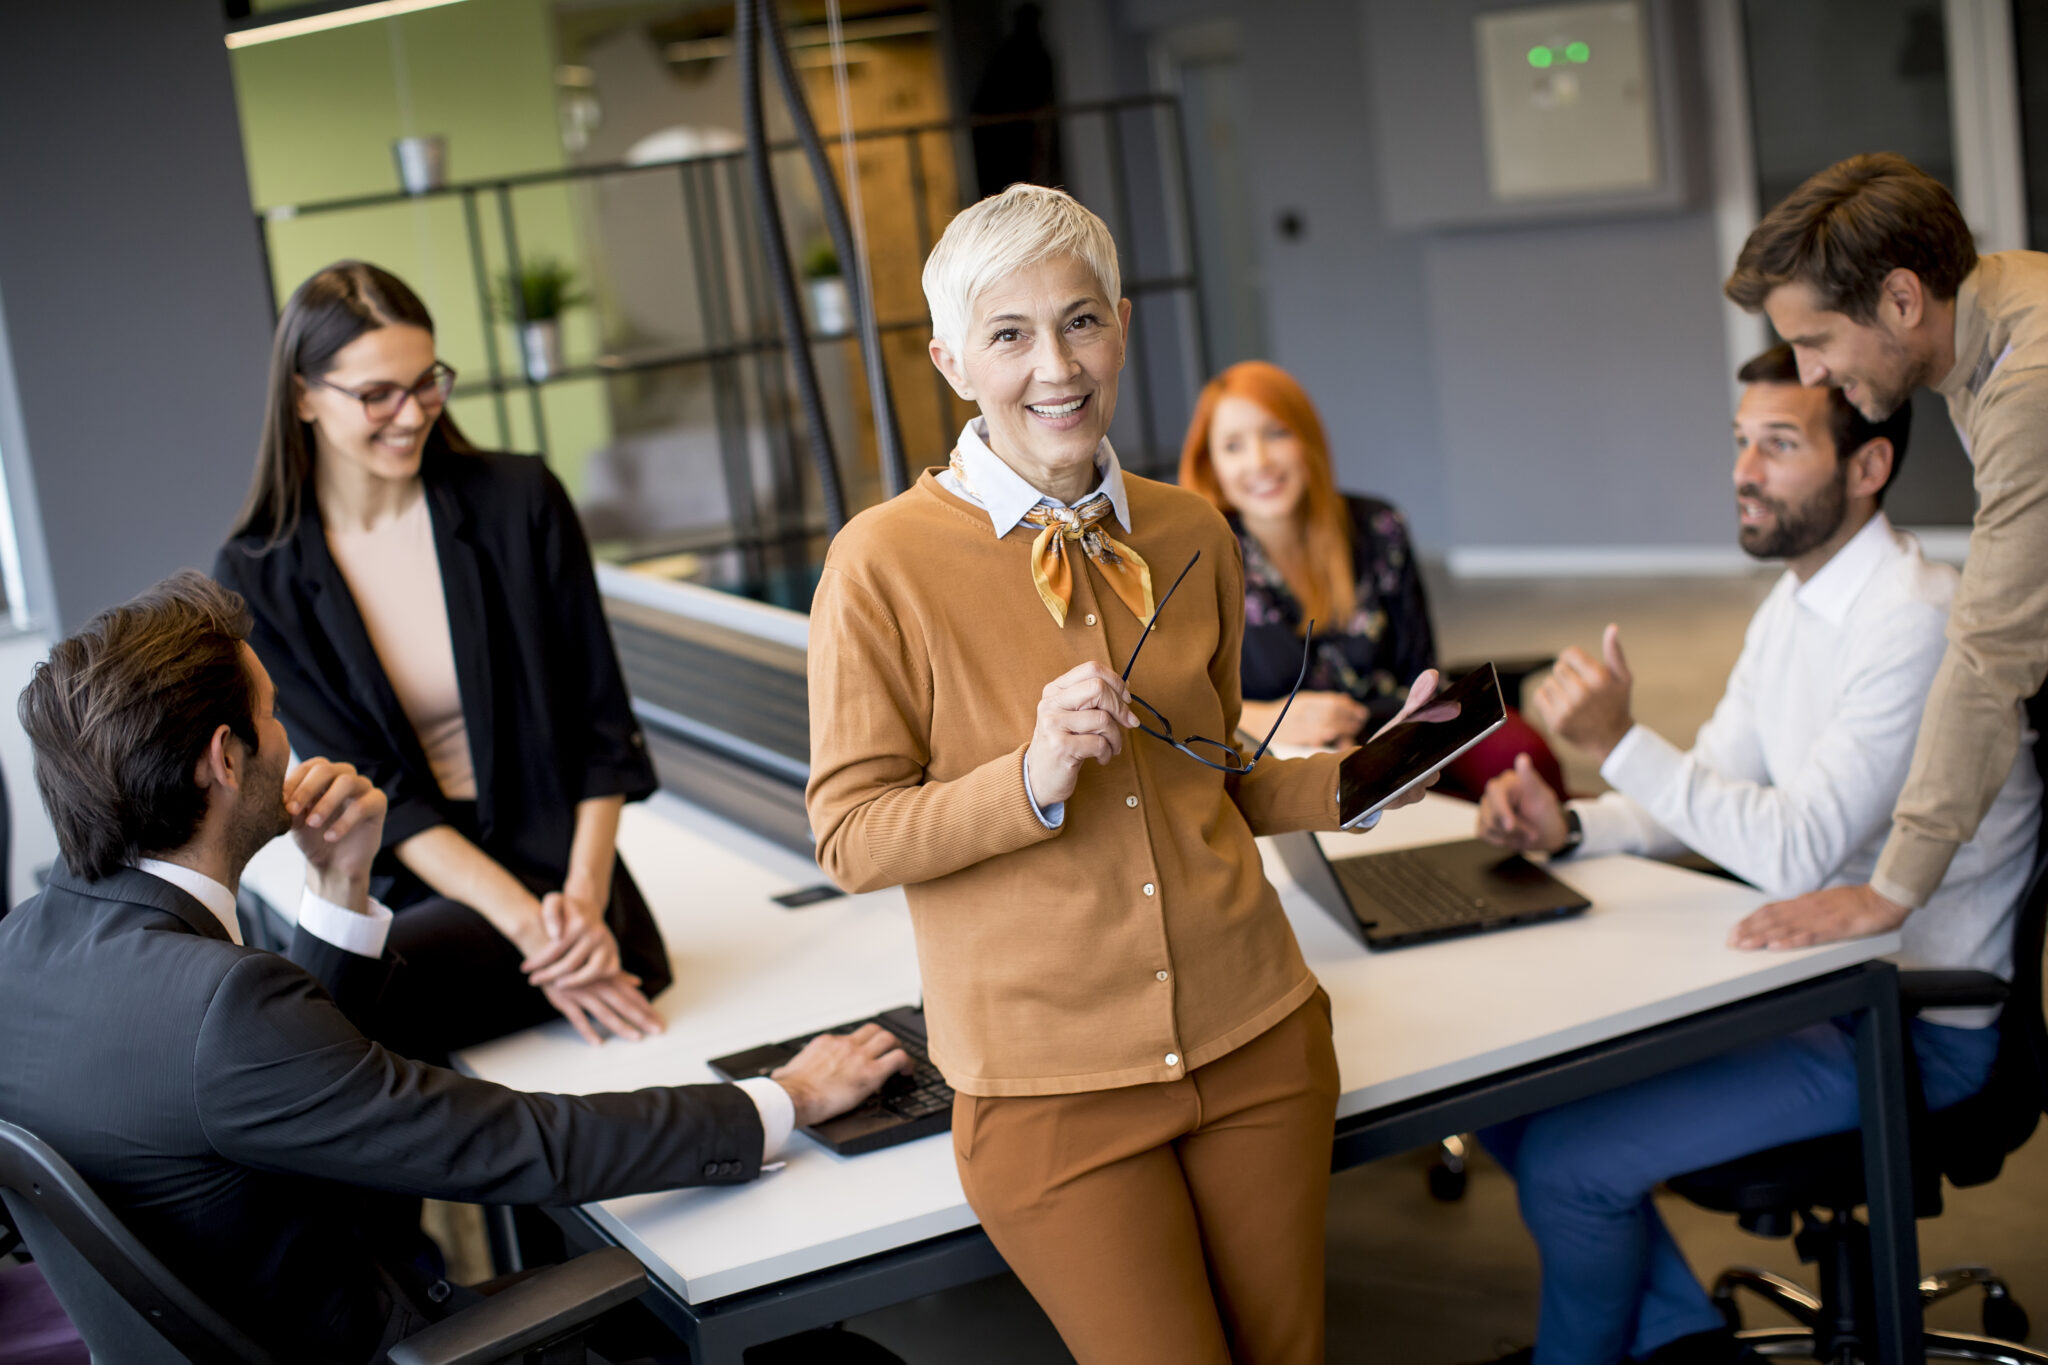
1983, 1292, 2030, 1342
1427, 1159, 1468, 1202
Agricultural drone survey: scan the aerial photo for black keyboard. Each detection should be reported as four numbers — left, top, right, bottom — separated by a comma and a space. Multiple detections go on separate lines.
875, 1049, 953, 1119
1336, 849, 1494, 930
709, 1007, 955, 1155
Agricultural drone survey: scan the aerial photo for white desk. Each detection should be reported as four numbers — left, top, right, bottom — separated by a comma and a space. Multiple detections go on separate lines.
1286, 800, 1897, 1122
387, 790, 1921, 1363
237, 791, 1918, 1361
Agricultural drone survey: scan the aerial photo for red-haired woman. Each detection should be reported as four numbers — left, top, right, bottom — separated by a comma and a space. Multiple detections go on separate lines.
1181, 360, 1561, 795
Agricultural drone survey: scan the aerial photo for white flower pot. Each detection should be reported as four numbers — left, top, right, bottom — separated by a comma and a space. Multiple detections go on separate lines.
392, 136, 447, 195
807, 276, 851, 336
520, 320, 563, 383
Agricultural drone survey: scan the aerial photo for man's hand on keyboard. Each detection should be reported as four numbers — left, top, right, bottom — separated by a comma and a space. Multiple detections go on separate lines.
771, 1023, 914, 1127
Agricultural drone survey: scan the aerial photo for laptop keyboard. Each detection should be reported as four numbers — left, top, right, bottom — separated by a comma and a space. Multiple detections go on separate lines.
1336, 850, 1492, 929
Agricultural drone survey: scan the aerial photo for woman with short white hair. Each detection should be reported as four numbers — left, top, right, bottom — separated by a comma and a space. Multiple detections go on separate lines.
807, 184, 1445, 1363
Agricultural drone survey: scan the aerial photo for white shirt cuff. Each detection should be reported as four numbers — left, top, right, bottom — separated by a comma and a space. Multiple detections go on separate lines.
734, 1075, 796, 1162
1565, 796, 1632, 859
1022, 754, 1065, 829
1599, 723, 1653, 783
1601, 723, 1688, 806
295, 886, 394, 959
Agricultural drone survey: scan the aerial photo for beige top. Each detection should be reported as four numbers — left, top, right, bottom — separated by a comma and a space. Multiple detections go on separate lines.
324, 492, 478, 801
806, 466, 1343, 1098
1873, 252, 2048, 908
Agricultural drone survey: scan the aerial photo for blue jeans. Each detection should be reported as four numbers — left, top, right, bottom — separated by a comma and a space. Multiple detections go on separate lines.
1480, 1018, 2000, 1365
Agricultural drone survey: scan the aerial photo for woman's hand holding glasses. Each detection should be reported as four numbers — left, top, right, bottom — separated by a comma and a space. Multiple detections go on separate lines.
1025, 661, 1141, 807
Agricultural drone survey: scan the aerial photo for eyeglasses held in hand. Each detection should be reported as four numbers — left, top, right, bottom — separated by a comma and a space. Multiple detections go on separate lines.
1120, 550, 1312, 776
308, 360, 457, 423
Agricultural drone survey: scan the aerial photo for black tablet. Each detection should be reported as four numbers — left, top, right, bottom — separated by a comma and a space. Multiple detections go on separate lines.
1339, 663, 1507, 827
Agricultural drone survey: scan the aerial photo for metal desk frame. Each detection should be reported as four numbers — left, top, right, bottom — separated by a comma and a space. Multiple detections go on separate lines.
546, 958, 1920, 1365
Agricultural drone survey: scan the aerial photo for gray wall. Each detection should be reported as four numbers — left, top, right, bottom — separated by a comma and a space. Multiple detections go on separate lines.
0, 0, 275, 631
1052, 0, 1740, 554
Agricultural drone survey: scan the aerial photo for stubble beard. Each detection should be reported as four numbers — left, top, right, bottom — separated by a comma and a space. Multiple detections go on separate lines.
1737, 463, 1851, 562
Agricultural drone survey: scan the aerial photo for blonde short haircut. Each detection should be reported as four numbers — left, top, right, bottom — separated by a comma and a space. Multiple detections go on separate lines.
922, 184, 1123, 357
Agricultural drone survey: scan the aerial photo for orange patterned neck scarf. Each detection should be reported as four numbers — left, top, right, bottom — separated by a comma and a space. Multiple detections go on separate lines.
949, 451, 1154, 628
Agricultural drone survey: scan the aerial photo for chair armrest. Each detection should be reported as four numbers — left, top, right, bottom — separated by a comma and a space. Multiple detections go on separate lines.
1899, 970, 2010, 1013
388, 1248, 648, 1365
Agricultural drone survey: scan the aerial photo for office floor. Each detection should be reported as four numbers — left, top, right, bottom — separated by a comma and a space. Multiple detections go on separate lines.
841, 568, 2048, 1364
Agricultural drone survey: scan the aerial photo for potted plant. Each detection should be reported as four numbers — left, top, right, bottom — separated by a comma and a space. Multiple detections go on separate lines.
801, 239, 850, 336
495, 256, 589, 382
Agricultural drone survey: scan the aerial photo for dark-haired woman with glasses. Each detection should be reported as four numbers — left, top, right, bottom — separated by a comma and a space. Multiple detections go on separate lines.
215, 260, 670, 1060
805, 187, 1454, 1365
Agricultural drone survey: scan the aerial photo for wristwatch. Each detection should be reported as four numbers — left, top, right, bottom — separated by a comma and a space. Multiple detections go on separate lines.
1557, 808, 1585, 857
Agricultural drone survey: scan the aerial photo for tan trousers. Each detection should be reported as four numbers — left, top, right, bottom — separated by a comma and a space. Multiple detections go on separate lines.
952, 990, 1340, 1365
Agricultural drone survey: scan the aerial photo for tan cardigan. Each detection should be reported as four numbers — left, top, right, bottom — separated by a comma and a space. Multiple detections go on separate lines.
806, 468, 1344, 1097
1876, 252, 2048, 907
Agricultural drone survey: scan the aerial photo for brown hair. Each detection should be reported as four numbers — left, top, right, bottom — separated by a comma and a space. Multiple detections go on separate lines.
18, 571, 260, 880
1180, 361, 1356, 631
1725, 154, 1977, 321
233, 260, 474, 547
1736, 343, 1914, 505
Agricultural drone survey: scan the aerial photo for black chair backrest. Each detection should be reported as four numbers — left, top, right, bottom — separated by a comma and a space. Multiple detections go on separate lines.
2017, 683, 2048, 1110
1930, 685, 2048, 1187
0, 1120, 275, 1365
0, 754, 13, 922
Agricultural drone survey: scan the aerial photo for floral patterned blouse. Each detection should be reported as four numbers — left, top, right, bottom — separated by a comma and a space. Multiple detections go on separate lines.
1234, 495, 1437, 725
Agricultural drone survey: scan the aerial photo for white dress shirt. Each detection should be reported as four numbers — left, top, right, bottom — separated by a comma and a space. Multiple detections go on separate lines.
131, 857, 796, 1161
135, 857, 395, 956
939, 417, 1134, 830
1567, 514, 2042, 1027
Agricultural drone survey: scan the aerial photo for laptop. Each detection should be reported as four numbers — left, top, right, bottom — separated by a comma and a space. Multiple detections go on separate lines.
707, 1005, 954, 1156
1276, 830, 1590, 949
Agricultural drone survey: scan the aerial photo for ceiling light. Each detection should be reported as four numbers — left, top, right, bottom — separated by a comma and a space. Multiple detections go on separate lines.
225, 0, 471, 50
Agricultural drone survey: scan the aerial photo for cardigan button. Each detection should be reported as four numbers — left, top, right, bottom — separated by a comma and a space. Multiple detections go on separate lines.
1142, 882, 1155, 896
1156, 970, 1169, 981
1126, 795, 1139, 808
1085, 613, 1097, 626
1164, 1053, 1180, 1068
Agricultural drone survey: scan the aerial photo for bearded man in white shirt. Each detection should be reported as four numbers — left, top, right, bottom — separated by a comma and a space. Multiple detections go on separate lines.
1464, 343, 2041, 1365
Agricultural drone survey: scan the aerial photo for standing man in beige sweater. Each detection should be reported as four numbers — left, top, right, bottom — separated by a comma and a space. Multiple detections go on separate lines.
1714, 154, 2048, 947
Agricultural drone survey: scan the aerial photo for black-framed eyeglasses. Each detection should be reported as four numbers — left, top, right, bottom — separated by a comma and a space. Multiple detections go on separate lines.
1120, 550, 1312, 775
309, 360, 457, 423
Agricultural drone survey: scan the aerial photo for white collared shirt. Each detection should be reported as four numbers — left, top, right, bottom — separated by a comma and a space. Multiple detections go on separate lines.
938, 416, 1133, 538
939, 417, 1134, 830
1568, 513, 2042, 1026
134, 857, 395, 957
131, 857, 796, 1160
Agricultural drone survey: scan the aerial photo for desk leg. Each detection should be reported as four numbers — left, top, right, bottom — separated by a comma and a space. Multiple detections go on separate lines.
1853, 962, 1921, 1365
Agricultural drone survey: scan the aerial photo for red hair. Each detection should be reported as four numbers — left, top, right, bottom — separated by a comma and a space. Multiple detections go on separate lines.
1179, 361, 1355, 631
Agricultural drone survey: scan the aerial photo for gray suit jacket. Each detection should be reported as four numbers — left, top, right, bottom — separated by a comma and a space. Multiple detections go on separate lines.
0, 862, 761, 1363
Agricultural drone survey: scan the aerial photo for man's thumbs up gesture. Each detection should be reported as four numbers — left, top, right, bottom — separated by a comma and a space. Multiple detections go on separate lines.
1532, 623, 1637, 765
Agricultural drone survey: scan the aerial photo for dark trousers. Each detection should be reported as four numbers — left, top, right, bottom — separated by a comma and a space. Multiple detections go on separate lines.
372, 855, 673, 1065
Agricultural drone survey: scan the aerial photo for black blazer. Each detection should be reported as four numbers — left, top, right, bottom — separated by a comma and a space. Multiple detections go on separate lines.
0, 864, 763, 1364
214, 450, 658, 890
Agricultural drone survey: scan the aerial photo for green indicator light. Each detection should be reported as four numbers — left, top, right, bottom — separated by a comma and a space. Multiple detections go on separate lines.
1565, 41, 1590, 62
1528, 45, 1554, 68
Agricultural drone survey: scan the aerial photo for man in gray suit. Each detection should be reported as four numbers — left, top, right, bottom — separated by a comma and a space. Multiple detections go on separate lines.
0, 571, 907, 1364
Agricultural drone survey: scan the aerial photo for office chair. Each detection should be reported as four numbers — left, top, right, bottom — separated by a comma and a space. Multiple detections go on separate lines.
1667, 695, 2048, 1364
0, 1120, 649, 1365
